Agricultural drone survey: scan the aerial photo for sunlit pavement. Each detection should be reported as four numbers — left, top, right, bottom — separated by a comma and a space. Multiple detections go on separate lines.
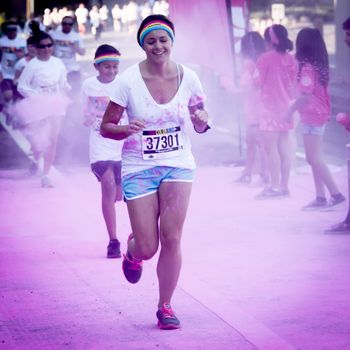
1, 30, 349, 350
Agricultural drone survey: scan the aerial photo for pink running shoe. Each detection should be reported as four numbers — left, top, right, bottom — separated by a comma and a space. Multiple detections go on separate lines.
156, 303, 181, 330
122, 234, 143, 284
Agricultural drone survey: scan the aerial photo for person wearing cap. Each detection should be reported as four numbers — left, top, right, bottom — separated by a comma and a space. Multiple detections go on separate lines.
0, 21, 26, 82
50, 15, 85, 92
101, 14, 210, 330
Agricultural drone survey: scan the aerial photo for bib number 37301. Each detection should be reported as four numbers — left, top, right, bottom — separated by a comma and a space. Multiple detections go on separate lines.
142, 126, 183, 160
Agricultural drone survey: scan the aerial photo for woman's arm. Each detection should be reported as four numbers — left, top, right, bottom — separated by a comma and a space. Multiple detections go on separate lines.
100, 101, 145, 140
17, 65, 37, 97
285, 93, 310, 120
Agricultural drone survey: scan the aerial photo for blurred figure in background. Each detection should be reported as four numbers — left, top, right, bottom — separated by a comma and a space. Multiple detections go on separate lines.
75, 3, 89, 35
13, 36, 37, 85
327, 17, 350, 232
89, 5, 102, 40
235, 31, 268, 186
16, 21, 69, 188
43, 8, 53, 31
287, 28, 345, 210
99, 5, 110, 31
51, 15, 86, 92
254, 24, 296, 199
112, 3, 122, 32
0, 21, 26, 83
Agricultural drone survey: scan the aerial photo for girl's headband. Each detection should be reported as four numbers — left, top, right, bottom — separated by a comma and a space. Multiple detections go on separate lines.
94, 54, 120, 65
138, 21, 174, 47
269, 26, 279, 45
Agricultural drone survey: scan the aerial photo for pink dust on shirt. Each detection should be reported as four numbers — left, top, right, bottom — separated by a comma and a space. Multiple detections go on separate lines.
255, 50, 297, 131
240, 58, 261, 126
297, 63, 330, 126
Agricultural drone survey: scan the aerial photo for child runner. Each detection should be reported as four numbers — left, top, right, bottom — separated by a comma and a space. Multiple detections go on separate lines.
82, 44, 126, 258
287, 28, 345, 210
235, 31, 268, 185
100, 14, 210, 329
254, 24, 297, 199
13, 36, 37, 85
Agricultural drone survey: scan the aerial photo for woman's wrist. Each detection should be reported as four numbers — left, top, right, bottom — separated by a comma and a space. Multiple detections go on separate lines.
193, 122, 210, 133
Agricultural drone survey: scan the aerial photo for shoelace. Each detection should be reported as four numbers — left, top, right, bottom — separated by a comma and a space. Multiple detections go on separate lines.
123, 254, 143, 270
160, 304, 175, 319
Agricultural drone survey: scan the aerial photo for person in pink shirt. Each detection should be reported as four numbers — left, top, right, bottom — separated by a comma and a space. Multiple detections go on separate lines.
254, 24, 296, 199
235, 31, 268, 186
287, 28, 345, 210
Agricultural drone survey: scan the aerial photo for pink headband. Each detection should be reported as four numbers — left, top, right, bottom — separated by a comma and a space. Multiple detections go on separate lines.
269, 26, 279, 45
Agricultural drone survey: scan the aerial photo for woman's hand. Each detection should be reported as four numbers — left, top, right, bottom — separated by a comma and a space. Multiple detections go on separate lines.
125, 119, 146, 135
190, 109, 209, 133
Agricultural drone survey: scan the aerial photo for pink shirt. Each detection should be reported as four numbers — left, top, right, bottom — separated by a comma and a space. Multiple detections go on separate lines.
240, 58, 261, 126
256, 50, 297, 131
297, 63, 330, 126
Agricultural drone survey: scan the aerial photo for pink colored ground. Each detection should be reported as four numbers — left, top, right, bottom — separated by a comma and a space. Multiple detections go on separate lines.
0, 160, 349, 350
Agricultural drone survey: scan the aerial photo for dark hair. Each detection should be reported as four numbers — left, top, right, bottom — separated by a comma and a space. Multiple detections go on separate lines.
137, 14, 175, 46
94, 44, 121, 59
264, 24, 293, 53
240, 31, 265, 61
62, 15, 75, 23
295, 28, 329, 87
27, 35, 36, 45
1, 21, 18, 33
343, 17, 350, 30
29, 20, 53, 47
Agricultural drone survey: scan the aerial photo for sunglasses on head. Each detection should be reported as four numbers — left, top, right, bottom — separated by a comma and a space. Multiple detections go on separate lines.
38, 43, 53, 49
62, 22, 73, 26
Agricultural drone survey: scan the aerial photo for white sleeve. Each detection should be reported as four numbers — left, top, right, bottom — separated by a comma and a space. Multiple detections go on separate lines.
188, 69, 205, 101
109, 76, 129, 108
17, 64, 38, 97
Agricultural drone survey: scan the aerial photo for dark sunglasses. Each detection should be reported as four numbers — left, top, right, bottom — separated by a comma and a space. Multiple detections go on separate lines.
62, 22, 74, 26
37, 43, 53, 49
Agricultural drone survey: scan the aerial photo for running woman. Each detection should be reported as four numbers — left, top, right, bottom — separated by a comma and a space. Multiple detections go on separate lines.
101, 14, 210, 329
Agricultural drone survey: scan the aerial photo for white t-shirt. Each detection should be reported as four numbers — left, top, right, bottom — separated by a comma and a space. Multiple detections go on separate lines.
110, 63, 204, 177
14, 56, 31, 75
82, 76, 127, 164
17, 56, 67, 96
0, 36, 26, 79
51, 29, 84, 72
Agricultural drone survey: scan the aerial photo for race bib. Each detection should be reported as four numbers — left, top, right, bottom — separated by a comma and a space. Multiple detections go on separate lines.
142, 126, 183, 160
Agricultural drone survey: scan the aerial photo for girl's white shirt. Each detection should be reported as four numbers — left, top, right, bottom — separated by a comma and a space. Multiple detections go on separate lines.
82, 75, 127, 164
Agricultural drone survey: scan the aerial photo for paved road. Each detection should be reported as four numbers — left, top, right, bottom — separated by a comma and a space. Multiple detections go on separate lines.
1, 29, 350, 350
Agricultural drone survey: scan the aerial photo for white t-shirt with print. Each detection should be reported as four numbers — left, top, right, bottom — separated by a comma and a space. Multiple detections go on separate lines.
17, 56, 67, 96
0, 36, 26, 79
51, 29, 84, 72
110, 63, 204, 177
82, 76, 127, 164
